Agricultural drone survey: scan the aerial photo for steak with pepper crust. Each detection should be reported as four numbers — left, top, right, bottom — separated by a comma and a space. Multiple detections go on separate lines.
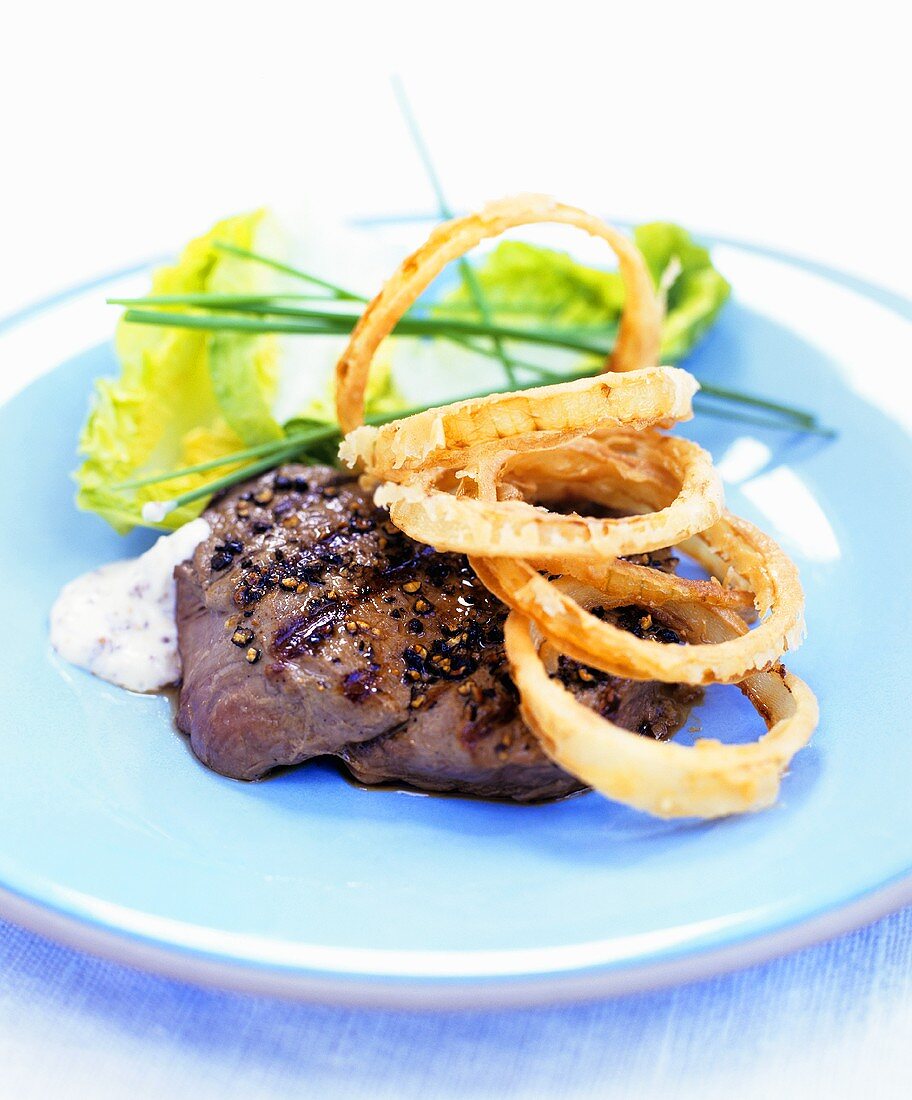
175, 464, 700, 800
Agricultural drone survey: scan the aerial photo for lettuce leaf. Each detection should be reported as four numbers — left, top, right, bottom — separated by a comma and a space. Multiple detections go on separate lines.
206, 235, 285, 445
76, 209, 411, 533
208, 331, 285, 445
440, 239, 626, 327
75, 211, 268, 533
438, 223, 729, 364
634, 222, 731, 361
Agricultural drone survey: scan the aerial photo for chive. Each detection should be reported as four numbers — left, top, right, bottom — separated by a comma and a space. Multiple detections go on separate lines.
121, 310, 335, 335
692, 399, 834, 436
111, 296, 589, 379
110, 434, 325, 490
120, 298, 617, 343
133, 374, 830, 526
211, 242, 367, 301
392, 75, 517, 387
108, 292, 350, 306
109, 291, 600, 318
132, 380, 541, 501
120, 307, 616, 355
119, 306, 826, 431
696, 383, 817, 428
157, 443, 310, 511
110, 294, 614, 366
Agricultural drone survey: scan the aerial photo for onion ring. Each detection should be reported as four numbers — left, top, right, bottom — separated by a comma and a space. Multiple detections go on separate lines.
505, 607, 818, 819
375, 430, 723, 563
340, 366, 697, 475
473, 550, 753, 618
335, 193, 663, 436
471, 512, 803, 685
328, 193, 817, 818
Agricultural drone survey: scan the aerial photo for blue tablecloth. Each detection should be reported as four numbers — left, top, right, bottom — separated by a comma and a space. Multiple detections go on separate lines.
2, 909, 910, 1098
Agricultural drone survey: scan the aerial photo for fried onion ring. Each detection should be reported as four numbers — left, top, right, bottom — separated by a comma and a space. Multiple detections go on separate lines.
340, 366, 697, 474
471, 512, 803, 685
375, 430, 724, 563
327, 193, 817, 819
505, 607, 818, 819
473, 550, 752, 622
335, 193, 662, 435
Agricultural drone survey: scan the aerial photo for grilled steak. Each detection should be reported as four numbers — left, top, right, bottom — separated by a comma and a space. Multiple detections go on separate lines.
175, 465, 701, 801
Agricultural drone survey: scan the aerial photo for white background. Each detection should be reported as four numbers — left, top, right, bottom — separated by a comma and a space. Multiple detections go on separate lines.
2, 3, 911, 1097
2, 1, 910, 314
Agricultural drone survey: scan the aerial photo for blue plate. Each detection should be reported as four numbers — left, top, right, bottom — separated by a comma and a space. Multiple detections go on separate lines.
1, 230, 912, 1008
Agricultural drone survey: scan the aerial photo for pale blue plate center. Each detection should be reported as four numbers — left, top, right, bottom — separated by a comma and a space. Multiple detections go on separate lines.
1, 234, 911, 1003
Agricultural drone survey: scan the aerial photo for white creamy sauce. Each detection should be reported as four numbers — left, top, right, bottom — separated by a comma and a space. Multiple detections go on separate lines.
50, 519, 211, 693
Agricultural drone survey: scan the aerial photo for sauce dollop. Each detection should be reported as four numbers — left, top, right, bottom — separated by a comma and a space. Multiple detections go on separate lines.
50, 519, 210, 693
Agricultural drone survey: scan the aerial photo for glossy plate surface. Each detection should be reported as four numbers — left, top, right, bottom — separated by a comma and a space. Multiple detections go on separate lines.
1, 227, 911, 1006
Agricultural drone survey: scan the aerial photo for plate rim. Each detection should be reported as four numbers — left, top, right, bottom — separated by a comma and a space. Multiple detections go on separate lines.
2, 229, 912, 1007
3, 872, 911, 1008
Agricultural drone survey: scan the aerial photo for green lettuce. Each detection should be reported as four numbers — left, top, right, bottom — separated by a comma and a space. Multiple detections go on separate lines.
206, 236, 285, 445
634, 223, 731, 361
439, 223, 730, 364
76, 210, 408, 533
208, 331, 285, 445
75, 211, 270, 533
